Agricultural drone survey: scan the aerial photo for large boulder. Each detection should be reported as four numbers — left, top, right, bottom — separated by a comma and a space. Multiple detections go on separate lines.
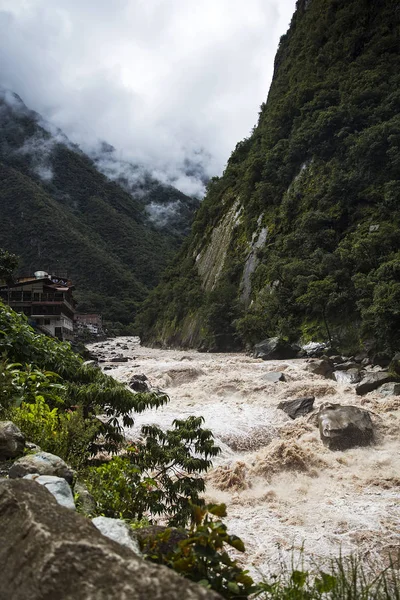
355, 372, 394, 395
333, 369, 362, 385
0, 421, 25, 460
378, 382, 400, 397
9, 451, 74, 483
92, 517, 141, 555
261, 371, 285, 383
318, 404, 374, 450
253, 337, 298, 360
277, 397, 315, 419
23, 474, 75, 510
129, 374, 151, 392
305, 359, 333, 378
0, 479, 221, 600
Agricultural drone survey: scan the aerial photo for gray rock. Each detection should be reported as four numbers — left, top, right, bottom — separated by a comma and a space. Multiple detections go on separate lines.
354, 351, 368, 363
305, 359, 333, 378
74, 481, 96, 516
318, 404, 374, 450
278, 396, 315, 419
372, 353, 391, 368
0, 479, 220, 600
356, 372, 394, 395
0, 421, 25, 460
254, 337, 298, 360
110, 356, 129, 363
9, 451, 74, 483
333, 369, 362, 385
378, 382, 400, 397
92, 516, 141, 555
23, 475, 75, 510
261, 371, 286, 383
333, 361, 359, 371
129, 374, 150, 392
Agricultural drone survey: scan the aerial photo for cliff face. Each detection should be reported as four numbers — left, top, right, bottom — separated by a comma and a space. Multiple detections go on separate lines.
138, 0, 400, 352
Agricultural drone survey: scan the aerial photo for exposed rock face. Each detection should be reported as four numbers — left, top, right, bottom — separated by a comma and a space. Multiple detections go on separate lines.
0, 479, 221, 600
0, 421, 25, 460
254, 337, 298, 360
92, 517, 141, 555
356, 372, 394, 395
278, 397, 315, 419
23, 474, 75, 510
318, 404, 374, 450
9, 451, 74, 483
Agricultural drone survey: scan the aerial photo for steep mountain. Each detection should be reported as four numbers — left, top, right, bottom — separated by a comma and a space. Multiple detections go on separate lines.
0, 91, 199, 327
138, 0, 400, 353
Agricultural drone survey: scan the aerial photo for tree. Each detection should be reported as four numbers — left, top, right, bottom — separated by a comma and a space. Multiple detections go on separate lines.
0, 247, 18, 284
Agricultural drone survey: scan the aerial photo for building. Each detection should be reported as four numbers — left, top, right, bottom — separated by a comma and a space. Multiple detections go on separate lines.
74, 313, 103, 336
0, 271, 76, 341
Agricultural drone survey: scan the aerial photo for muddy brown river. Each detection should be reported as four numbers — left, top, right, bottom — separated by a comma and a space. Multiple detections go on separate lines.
89, 337, 400, 576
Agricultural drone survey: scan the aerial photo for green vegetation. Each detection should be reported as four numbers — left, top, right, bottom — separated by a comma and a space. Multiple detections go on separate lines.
138, 0, 400, 354
0, 93, 197, 327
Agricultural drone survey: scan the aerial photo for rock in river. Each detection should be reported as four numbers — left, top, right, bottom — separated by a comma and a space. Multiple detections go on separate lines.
278, 397, 315, 419
318, 404, 374, 450
254, 337, 298, 360
356, 372, 394, 395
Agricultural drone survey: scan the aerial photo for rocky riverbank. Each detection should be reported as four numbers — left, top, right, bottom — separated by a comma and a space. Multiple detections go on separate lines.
89, 337, 400, 576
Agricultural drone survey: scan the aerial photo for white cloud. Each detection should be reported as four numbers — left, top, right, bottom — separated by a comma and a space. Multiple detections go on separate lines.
0, 0, 296, 195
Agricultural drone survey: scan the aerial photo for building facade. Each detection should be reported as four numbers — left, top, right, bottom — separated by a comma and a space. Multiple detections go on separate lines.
75, 313, 103, 336
0, 271, 76, 341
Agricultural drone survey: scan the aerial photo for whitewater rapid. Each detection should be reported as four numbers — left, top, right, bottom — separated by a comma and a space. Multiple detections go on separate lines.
89, 337, 400, 576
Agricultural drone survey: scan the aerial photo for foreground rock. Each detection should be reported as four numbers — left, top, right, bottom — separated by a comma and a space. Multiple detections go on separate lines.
305, 359, 333, 378
23, 474, 75, 510
318, 404, 374, 450
355, 372, 394, 395
278, 397, 315, 419
129, 374, 151, 392
0, 421, 25, 460
9, 451, 74, 483
92, 517, 141, 554
333, 369, 361, 385
0, 480, 221, 600
254, 337, 298, 360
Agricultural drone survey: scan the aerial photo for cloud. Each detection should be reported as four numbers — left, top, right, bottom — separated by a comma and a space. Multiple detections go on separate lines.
0, 0, 296, 195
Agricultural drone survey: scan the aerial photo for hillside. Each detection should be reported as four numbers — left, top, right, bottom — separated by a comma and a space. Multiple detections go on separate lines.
138, 0, 400, 353
0, 91, 199, 327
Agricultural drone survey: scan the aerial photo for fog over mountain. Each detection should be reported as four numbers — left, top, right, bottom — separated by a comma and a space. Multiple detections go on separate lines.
0, 0, 295, 196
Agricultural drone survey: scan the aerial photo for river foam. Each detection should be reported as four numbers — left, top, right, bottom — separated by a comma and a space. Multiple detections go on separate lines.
89, 337, 400, 576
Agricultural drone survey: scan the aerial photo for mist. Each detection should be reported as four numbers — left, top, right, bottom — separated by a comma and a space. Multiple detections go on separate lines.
0, 0, 296, 195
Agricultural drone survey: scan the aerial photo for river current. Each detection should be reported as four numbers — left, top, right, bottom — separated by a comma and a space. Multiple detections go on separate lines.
89, 337, 400, 576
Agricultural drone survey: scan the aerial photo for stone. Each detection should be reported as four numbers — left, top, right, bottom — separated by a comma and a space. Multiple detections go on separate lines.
318, 404, 374, 450
9, 451, 74, 483
378, 382, 400, 397
74, 481, 96, 516
278, 396, 315, 419
333, 361, 359, 371
354, 351, 368, 363
389, 353, 400, 376
372, 353, 391, 368
136, 525, 188, 556
23, 475, 75, 510
129, 374, 150, 392
261, 371, 285, 383
92, 517, 141, 555
333, 369, 362, 385
305, 359, 333, 378
110, 356, 129, 362
330, 355, 346, 364
302, 342, 327, 357
253, 337, 298, 360
0, 421, 25, 460
356, 372, 394, 395
0, 480, 219, 600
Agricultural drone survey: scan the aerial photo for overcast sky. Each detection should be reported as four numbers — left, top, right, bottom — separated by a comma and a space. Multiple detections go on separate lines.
0, 0, 296, 195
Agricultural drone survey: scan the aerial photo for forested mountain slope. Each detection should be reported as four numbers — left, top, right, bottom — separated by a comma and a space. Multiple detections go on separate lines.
138, 0, 400, 352
0, 91, 198, 326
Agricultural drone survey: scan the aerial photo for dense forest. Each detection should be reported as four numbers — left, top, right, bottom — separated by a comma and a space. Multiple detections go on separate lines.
0, 92, 199, 330
138, 0, 400, 354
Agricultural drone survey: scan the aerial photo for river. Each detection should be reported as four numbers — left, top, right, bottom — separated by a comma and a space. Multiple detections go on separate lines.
89, 337, 400, 576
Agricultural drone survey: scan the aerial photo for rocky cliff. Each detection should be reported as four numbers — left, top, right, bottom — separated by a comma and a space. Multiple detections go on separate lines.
138, 0, 400, 352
